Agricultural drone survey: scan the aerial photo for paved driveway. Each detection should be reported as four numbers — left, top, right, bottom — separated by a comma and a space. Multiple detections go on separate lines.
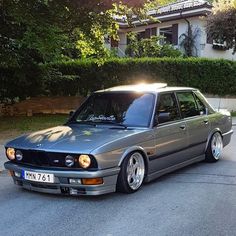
0, 125, 235, 235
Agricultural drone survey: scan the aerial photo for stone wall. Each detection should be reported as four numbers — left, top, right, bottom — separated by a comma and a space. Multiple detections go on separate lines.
206, 97, 236, 112
0, 96, 85, 116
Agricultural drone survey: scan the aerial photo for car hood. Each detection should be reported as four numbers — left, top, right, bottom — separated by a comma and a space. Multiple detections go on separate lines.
5, 125, 148, 154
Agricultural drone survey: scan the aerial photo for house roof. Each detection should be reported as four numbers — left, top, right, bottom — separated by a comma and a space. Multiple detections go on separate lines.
116, 0, 212, 28
150, 0, 211, 15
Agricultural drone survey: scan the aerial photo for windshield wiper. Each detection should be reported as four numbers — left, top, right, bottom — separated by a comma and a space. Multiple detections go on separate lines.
92, 120, 127, 129
69, 120, 97, 127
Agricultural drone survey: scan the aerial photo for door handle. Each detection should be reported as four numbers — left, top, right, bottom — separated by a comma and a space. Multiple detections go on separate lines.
203, 119, 209, 124
179, 124, 186, 130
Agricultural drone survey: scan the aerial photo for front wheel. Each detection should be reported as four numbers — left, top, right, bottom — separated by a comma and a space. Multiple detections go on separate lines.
205, 132, 223, 162
116, 152, 145, 193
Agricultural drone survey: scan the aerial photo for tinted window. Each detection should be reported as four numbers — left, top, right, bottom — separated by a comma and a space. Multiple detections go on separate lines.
177, 92, 199, 118
194, 94, 206, 114
156, 93, 180, 124
194, 91, 215, 114
73, 92, 155, 127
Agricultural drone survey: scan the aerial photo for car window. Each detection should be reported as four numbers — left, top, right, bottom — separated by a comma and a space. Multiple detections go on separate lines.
176, 92, 199, 118
194, 93, 206, 114
194, 91, 215, 114
156, 93, 181, 124
73, 92, 155, 127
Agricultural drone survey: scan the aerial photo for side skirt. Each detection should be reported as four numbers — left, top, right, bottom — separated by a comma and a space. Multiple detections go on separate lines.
145, 154, 205, 183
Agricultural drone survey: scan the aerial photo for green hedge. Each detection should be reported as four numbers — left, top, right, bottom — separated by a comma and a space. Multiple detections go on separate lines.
1, 57, 236, 102
44, 57, 236, 96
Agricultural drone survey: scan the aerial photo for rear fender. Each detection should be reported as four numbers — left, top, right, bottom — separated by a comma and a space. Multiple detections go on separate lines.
205, 128, 222, 152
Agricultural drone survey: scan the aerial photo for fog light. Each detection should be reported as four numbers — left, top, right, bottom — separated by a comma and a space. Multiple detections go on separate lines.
79, 155, 91, 169
65, 155, 74, 167
15, 150, 23, 161
6, 148, 15, 160
81, 178, 103, 185
69, 178, 81, 184
14, 172, 21, 178
70, 188, 78, 195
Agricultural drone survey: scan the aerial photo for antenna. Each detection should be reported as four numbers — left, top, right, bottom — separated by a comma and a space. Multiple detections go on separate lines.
218, 97, 221, 111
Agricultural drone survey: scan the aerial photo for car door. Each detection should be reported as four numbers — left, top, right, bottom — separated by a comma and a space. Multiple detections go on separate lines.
176, 91, 210, 160
149, 92, 188, 173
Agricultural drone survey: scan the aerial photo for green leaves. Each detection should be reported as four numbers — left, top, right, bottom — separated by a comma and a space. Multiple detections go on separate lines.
125, 33, 182, 58
0, 0, 150, 66
207, 1, 236, 54
1, 57, 236, 102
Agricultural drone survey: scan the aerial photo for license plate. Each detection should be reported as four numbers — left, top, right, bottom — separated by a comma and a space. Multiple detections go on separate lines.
23, 171, 54, 183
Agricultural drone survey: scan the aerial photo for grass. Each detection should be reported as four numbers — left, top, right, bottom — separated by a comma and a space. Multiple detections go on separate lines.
0, 114, 68, 133
231, 111, 236, 117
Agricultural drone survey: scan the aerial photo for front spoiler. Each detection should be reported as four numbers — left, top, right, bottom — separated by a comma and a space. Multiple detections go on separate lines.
4, 162, 120, 196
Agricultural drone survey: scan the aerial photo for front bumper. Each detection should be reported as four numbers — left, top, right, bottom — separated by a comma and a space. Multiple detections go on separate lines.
4, 162, 120, 196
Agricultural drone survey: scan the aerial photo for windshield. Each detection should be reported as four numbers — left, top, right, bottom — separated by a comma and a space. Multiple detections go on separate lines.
71, 92, 155, 127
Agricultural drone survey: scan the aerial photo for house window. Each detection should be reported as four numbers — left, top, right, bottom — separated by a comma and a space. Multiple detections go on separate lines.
151, 27, 157, 36
111, 37, 118, 48
212, 39, 228, 51
206, 33, 228, 50
127, 31, 145, 45
137, 31, 146, 41
159, 24, 178, 45
159, 27, 173, 45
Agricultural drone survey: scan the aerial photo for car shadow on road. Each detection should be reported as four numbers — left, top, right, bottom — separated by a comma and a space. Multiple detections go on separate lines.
13, 155, 236, 202
16, 161, 208, 202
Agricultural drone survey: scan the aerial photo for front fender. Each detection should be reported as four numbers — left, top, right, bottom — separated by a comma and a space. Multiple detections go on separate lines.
118, 146, 149, 168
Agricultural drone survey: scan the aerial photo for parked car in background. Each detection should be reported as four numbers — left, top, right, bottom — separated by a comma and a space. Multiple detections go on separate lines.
4, 83, 233, 195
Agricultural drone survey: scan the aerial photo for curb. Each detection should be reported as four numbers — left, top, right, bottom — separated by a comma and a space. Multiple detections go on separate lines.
0, 169, 8, 176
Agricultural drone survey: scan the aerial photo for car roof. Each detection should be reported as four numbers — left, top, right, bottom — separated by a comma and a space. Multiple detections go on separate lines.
95, 83, 197, 94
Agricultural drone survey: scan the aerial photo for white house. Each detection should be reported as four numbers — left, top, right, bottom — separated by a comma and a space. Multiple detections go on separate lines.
106, 0, 236, 60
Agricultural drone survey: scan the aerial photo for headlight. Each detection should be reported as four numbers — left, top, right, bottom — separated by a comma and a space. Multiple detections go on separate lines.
65, 155, 75, 167
79, 155, 91, 169
15, 150, 23, 161
6, 148, 15, 160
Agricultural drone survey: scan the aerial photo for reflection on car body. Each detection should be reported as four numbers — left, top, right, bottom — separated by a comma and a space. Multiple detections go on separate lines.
4, 83, 233, 195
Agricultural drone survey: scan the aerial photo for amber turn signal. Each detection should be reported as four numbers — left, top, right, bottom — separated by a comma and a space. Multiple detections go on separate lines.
81, 178, 103, 185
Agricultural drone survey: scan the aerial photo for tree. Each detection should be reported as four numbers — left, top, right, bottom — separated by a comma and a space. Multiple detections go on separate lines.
207, 0, 236, 54
125, 32, 182, 57
0, 0, 152, 67
179, 19, 200, 57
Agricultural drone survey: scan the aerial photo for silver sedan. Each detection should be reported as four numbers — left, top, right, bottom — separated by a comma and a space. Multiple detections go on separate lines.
4, 83, 233, 195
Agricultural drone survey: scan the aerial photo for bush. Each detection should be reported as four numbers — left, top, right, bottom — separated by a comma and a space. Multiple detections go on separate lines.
44, 58, 236, 96
0, 64, 43, 103
1, 57, 236, 102
125, 34, 182, 58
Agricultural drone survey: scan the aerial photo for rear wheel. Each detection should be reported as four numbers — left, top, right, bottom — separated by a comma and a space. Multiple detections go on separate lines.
205, 132, 223, 162
116, 152, 145, 193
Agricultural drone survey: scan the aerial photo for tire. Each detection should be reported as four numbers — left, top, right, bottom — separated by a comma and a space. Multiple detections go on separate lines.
116, 152, 145, 193
205, 132, 223, 162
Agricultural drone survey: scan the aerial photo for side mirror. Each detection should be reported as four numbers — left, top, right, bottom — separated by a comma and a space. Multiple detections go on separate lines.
157, 112, 171, 124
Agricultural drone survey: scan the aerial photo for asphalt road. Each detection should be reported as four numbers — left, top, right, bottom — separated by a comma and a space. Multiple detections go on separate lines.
0, 127, 236, 236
